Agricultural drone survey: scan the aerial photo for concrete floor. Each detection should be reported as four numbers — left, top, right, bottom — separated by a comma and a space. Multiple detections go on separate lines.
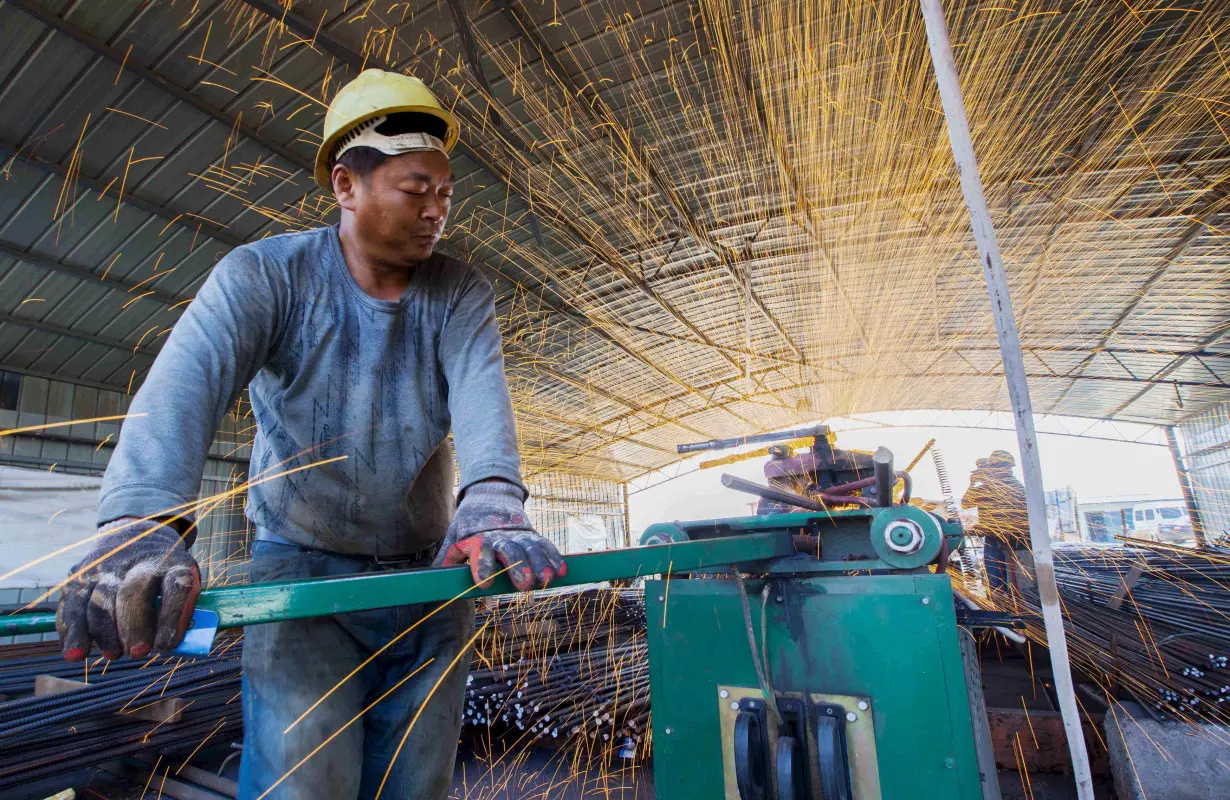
19, 753, 1118, 799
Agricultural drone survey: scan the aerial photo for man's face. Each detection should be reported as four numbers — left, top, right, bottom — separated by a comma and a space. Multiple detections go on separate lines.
334, 151, 453, 264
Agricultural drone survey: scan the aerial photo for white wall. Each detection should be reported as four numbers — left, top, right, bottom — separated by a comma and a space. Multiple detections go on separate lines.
0, 465, 102, 589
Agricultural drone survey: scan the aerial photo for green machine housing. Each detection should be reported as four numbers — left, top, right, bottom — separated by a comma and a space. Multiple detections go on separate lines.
640, 507, 981, 799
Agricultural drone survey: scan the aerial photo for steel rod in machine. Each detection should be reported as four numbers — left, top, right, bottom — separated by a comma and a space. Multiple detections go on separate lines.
676, 425, 827, 454
720, 473, 826, 511
918, 0, 1095, 795
3, 532, 794, 637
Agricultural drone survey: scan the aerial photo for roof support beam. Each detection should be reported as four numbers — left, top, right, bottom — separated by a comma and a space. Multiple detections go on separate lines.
0, 310, 160, 359
444, 0, 522, 149
0, 241, 186, 308
0, 141, 246, 248
0, 361, 135, 394
7, 0, 315, 175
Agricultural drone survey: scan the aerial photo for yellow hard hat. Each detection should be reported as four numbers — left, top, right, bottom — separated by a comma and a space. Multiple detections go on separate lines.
314, 69, 460, 190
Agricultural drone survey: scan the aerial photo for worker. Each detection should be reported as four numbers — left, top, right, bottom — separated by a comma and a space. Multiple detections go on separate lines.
961, 449, 1031, 596
54, 70, 565, 799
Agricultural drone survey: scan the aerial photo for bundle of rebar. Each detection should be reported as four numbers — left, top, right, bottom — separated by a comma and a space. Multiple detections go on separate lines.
1016, 543, 1230, 721
463, 588, 651, 757
0, 643, 243, 791
0, 588, 653, 787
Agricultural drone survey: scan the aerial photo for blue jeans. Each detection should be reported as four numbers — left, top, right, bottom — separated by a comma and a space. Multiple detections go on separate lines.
238, 540, 475, 800
983, 537, 1011, 594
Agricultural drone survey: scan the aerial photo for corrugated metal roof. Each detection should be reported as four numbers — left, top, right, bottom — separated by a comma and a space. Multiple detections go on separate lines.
0, 0, 1226, 483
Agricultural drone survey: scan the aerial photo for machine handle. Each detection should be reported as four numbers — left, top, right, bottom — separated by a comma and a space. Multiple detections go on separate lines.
815, 712, 853, 800
775, 735, 806, 800
734, 708, 769, 800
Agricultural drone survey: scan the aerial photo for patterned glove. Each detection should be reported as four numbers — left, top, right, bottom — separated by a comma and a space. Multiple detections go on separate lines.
433, 480, 566, 591
57, 518, 200, 661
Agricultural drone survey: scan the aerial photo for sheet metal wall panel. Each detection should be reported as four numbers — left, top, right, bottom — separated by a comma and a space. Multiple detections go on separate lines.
1180, 404, 1230, 538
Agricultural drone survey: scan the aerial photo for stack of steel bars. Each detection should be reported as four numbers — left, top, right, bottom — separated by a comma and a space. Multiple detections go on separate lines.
0, 587, 653, 788
1014, 542, 1230, 720
0, 640, 243, 791
463, 588, 650, 757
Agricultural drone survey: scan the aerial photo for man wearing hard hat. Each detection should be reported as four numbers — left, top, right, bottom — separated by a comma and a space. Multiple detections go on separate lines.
962, 449, 1032, 599
55, 70, 565, 798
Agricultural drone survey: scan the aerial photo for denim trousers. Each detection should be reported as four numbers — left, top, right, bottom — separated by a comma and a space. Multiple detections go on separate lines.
238, 540, 475, 800
983, 537, 1011, 594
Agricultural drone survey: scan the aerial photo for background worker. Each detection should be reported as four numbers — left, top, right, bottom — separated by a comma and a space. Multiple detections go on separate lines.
54, 69, 564, 799
962, 449, 1031, 598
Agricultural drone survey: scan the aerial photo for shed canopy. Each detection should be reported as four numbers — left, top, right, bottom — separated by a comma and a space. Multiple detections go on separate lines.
1, 0, 1227, 482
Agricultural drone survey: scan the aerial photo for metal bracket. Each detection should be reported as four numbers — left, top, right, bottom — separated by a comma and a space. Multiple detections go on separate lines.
954, 606, 1031, 629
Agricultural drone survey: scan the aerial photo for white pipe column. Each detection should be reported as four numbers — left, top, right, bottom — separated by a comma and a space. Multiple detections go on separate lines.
917, 0, 1095, 796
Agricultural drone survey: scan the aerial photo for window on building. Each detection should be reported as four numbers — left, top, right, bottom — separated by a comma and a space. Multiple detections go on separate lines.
0, 370, 19, 411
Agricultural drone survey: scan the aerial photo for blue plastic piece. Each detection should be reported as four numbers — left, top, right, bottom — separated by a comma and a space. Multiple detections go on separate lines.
172, 609, 219, 656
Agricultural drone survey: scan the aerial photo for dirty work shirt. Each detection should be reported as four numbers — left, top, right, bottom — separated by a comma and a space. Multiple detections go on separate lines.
98, 225, 523, 557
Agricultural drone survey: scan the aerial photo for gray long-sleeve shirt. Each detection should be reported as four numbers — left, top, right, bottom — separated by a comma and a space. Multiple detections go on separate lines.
98, 225, 524, 556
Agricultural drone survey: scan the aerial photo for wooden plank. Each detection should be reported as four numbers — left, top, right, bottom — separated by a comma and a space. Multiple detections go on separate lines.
35, 675, 185, 723
1107, 559, 1147, 611
987, 707, 1110, 775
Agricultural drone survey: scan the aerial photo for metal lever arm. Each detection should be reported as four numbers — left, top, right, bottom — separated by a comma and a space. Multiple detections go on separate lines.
3, 532, 794, 637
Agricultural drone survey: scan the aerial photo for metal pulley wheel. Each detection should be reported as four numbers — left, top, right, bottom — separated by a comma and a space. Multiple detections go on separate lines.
870, 506, 944, 569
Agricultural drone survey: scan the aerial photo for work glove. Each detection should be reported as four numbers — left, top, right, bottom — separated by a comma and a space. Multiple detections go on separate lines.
434, 480, 566, 591
57, 518, 201, 661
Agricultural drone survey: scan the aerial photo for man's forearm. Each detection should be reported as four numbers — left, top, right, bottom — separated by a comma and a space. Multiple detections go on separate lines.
97, 248, 278, 528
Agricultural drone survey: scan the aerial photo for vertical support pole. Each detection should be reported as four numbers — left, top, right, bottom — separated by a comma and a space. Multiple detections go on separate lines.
1165, 425, 1207, 549
621, 482, 632, 548
917, 1, 1095, 796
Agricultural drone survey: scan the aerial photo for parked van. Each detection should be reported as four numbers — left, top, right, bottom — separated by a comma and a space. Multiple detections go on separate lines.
1131, 502, 1192, 543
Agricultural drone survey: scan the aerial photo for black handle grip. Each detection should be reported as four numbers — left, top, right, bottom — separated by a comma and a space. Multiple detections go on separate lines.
734, 708, 768, 800
776, 735, 807, 800
815, 712, 853, 800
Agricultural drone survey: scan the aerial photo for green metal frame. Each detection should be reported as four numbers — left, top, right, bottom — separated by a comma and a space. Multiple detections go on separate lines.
642, 507, 962, 573
2, 531, 794, 636
645, 572, 981, 799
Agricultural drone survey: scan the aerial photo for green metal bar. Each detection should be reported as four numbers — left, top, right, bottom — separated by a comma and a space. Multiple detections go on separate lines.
2, 611, 56, 637
2, 532, 792, 637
